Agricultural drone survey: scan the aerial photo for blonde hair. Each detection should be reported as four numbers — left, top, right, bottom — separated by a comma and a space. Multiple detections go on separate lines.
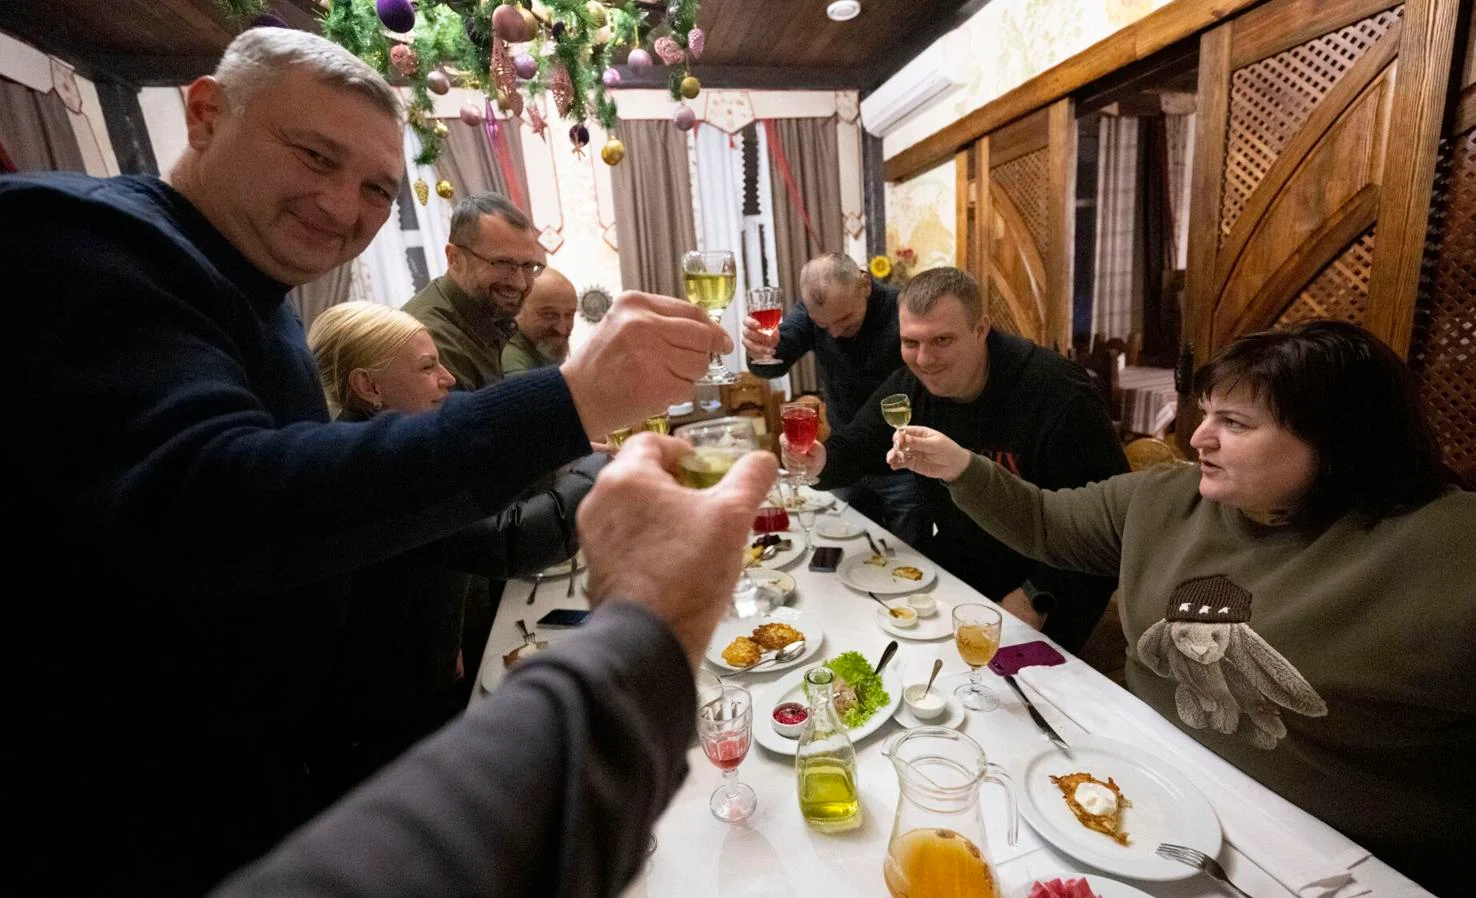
307, 301, 425, 416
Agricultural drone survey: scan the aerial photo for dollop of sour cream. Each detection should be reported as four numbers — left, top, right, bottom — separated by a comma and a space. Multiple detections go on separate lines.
1073, 781, 1118, 816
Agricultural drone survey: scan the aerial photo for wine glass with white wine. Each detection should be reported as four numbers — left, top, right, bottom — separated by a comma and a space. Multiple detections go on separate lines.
880, 393, 912, 459
683, 250, 739, 385
672, 416, 777, 617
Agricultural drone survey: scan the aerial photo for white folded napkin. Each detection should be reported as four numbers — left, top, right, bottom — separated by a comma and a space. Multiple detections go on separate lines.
1016, 663, 1371, 898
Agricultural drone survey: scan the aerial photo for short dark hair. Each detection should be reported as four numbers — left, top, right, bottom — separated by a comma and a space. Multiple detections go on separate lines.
1193, 319, 1447, 524
899, 267, 985, 327
449, 193, 533, 247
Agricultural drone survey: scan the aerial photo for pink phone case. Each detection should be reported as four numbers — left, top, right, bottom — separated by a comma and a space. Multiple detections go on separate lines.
988, 640, 1067, 676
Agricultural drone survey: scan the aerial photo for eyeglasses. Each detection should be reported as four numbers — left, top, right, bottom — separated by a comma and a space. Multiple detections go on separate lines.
453, 244, 546, 278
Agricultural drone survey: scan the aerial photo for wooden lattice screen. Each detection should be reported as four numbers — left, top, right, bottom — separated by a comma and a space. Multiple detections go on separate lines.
1277, 229, 1377, 326
992, 149, 1051, 261
1220, 9, 1403, 244
1410, 127, 1476, 483
989, 282, 1021, 336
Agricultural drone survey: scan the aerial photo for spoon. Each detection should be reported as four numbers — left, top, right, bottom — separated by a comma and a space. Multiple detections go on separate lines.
923, 657, 944, 693
874, 639, 899, 675
742, 640, 806, 670
867, 590, 907, 618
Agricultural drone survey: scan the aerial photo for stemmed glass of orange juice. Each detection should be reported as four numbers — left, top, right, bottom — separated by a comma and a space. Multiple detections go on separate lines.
952, 603, 1002, 711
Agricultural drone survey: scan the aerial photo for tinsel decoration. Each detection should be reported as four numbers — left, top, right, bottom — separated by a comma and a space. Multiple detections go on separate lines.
213, 0, 270, 21
413, 178, 430, 205
319, 0, 706, 165
436, 179, 455, 199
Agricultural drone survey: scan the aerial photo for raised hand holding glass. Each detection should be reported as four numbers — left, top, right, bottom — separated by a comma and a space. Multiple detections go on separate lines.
683, 250, 739, 385
746, 286, 784, 364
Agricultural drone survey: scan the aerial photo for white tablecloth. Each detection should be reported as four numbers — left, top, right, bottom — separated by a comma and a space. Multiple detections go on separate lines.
474, 506, 1428, 898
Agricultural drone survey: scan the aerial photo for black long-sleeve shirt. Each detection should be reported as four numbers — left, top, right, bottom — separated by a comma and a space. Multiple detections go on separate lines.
818, 331, 1129, 650
750, 282, 904, 426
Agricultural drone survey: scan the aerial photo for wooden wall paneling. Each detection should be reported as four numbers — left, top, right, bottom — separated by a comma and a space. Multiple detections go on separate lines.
956, 149, 973, 271
1366, 0, 1467, 356
1229, 0, 1406, 68
1046, 98, 1077, 352
1185, 26, 1232, 367
987, 179, 1047, 340
974, 139, 992, 289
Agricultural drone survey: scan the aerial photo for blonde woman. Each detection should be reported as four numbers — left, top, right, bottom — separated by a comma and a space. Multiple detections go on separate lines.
305, 302, 603, 804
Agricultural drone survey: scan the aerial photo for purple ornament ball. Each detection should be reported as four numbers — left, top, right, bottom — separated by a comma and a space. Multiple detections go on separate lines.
672, 103, 696, 131
514, 53, 539, 80
602, 67, 621, 88
460, 103, 486, 126
627, 48, 653, 74
376, 0, 416, 34
426, 70, 451, 95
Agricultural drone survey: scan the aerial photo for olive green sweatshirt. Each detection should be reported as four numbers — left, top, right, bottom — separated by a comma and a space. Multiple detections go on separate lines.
947, 457, 1475, 894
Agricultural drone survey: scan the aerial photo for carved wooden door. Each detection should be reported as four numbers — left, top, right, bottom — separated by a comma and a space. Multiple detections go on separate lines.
956, 100, 1076, 350
1181, 0, 1470, 474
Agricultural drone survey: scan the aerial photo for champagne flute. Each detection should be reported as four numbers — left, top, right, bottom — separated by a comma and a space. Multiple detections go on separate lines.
697, 682, 756, 822
880, 393, 912, 460
953, 603, 1002, 711
672, 416, 776, 617
746, 286, 784, 364
780, 401, 820, 488
683, 250, 739, 385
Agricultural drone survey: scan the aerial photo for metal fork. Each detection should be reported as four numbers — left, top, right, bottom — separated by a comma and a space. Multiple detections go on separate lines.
878, 536, 896, 558
526, 571, 545, 605
565, 559, 577, 598
1156, 844, 1253, 898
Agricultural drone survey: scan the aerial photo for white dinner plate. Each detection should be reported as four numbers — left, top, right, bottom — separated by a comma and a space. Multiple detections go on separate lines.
875, 596, 954, 640
747, 529, 805, 570
748, 568, 797, 603
776, 486, 836, 512
1009, 872, 1155, 898
703, 607, 823, 675
837, 551, 937, 595
752, 659, 903, 755
815, 518, 864, 540
1016, 735, 1222, 881
540, 550, 585, 578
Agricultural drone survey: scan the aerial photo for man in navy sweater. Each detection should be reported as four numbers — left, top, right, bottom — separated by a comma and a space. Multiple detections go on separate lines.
0, 27, 728, 894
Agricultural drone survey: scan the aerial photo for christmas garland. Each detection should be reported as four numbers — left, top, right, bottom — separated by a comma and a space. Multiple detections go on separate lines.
309, 0, 707, 169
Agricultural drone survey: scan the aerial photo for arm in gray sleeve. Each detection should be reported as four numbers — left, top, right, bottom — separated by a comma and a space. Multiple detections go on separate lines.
212, 602, 695, 898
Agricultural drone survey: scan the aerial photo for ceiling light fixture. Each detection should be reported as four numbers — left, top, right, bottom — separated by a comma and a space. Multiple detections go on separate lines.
827, 1, 861, 23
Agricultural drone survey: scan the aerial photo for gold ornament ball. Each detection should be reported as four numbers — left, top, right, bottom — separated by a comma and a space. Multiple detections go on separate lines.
435, 179, 455, 199
680, 76, 701, 99
433, 120, 449, 138
600, 138, 626, 166
496, 90, 512, 112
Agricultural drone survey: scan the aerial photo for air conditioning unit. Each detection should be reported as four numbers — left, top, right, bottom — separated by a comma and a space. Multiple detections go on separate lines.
860, 38, 967, 137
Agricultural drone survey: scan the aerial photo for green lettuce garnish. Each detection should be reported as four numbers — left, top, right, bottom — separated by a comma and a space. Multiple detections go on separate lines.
824, 650, 890, 729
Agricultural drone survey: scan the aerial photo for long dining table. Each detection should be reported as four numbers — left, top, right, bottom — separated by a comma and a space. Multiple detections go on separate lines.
473, 494, 1429, 898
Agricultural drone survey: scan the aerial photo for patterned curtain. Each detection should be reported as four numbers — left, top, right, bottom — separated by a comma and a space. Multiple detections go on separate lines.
436, 116, 529, 214
1091, 113, 1142, 341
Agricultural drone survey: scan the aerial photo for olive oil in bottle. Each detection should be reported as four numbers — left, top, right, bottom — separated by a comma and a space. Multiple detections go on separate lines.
795, 667, 861, 832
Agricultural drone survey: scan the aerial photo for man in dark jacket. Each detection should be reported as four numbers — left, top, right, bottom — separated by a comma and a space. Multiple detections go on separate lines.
0, 27, 726, 894
785, 267, 1129, 651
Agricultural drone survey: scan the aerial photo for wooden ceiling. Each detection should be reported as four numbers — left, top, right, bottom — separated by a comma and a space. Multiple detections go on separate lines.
0, 0, 985, 91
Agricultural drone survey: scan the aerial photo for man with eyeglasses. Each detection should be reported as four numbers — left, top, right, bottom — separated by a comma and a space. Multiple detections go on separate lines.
404, 193, 548, 390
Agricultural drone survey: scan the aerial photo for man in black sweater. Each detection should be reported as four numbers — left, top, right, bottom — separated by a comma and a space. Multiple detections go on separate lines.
0, 27, 729, 894
785, 267, 1129, 651
743, 253, 929, 543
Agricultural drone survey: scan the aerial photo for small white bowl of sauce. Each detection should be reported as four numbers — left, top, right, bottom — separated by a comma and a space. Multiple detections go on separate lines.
771, 701, 809, 738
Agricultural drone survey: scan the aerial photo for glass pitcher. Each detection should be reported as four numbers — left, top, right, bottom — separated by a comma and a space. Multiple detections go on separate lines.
881, 726, 1017, 898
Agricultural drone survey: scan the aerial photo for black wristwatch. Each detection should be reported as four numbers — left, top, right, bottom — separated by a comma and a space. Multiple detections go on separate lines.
1023, 580, 1057, 617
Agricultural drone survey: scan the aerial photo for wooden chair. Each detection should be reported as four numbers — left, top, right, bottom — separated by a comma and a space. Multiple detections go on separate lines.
721, 374, 782, 454
1123, 436, 1186, 471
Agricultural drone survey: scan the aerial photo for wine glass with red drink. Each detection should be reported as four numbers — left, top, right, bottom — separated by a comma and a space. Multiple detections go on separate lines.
746, 286, 784, 364
781, 402, 820, 487
697, 682, 756, 822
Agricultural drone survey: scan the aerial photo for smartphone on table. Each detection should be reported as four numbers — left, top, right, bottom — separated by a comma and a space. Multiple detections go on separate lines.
537, 608, 592, 628
808, 546, 842, 572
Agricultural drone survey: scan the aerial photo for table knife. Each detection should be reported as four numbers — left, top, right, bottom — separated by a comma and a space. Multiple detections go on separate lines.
1003, 674, 1072, 754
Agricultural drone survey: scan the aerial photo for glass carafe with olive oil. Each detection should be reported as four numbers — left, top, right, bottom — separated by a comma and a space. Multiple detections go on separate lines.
795, 667, 861, 832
